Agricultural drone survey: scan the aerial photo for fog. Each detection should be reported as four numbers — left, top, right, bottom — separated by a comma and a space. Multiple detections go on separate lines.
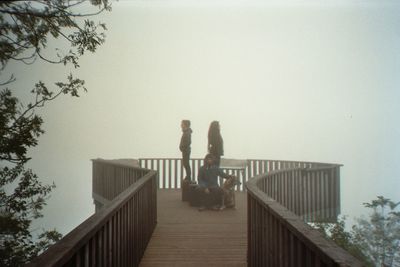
6, 0, 400, 235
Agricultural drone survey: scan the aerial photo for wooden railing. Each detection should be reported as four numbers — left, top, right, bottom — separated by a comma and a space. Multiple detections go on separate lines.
139, 158, 340, 222
246, 170, 363, 267
27, 157, 350, 266
27, 159, 157, 267
139, 158, 309, 189
256, 166, 341, 222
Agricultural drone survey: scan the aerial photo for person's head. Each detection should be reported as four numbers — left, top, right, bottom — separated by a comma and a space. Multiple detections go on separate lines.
181, 120, 190, 130
209, 121, 220, 132
204, 153, 216, 166
208, 120, 221, 140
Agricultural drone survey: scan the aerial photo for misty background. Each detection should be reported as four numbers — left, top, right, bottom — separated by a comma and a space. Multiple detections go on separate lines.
5, 0, 400, 235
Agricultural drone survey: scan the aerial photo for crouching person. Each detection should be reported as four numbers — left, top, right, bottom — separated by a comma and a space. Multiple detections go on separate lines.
197, 153, 233, 211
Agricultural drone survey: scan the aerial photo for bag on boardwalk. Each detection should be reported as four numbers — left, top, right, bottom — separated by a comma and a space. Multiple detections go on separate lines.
182, 179, 196, 201
189, 184, 202, 207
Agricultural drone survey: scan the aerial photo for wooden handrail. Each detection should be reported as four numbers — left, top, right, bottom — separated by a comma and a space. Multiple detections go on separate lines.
26, 161, 157, 267
246, 170, 363, 267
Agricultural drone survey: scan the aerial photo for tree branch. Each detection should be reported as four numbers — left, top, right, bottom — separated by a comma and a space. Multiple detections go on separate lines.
0, 1, 110, 19
0, 74, 16, 86
0, 33, 32, 50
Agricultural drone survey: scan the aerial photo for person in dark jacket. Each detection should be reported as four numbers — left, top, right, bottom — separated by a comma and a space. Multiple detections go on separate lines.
207, 121, 224, 167
180, 120, 192, 181
197, 153, 233, 211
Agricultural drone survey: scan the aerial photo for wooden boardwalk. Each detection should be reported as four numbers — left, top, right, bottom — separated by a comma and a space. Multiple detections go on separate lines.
139, 189, 247, 267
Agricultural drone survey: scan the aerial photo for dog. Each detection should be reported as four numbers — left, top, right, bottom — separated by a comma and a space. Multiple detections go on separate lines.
221, 176, 241, 209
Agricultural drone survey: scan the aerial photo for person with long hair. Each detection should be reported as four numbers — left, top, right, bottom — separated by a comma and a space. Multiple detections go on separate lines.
207, 121, 224, 167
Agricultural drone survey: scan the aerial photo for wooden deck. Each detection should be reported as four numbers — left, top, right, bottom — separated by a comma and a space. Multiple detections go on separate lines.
139, 189, 247, 267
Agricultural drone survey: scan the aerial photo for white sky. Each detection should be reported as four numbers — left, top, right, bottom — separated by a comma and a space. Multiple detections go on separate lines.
6, 0, 400, 234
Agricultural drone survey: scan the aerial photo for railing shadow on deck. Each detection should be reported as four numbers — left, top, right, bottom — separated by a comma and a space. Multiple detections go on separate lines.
26, 159, 157, 267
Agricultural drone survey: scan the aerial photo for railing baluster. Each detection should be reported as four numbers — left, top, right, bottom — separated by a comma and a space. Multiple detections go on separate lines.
174, 159, 178, 189
168, 159, 172, 189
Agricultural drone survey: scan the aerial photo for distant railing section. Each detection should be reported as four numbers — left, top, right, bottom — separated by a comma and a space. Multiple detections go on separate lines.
138, 158, 340, 222
257, 166, 340, 222
246, 171, 363, 267
92, 159, 148, 211
138, 158, 324, 191
27, 159, 157, 267
139, 158, 250, 190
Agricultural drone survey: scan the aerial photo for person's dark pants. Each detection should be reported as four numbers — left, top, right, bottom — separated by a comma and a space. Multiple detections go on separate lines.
196, 186, 224, 207
182, 151, 191, 180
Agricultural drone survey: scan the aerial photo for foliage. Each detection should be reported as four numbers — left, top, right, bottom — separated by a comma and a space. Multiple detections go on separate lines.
352, 196, 400, 267
313, 216, 374, 266
0, 1, 110, 266
313, 196, 400, 267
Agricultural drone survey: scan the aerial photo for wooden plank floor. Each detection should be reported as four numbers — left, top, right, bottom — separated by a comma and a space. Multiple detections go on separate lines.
139, 189, 247, 267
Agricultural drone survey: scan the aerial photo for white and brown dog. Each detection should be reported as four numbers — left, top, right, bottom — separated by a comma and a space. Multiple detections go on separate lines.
221, 176, 241, 209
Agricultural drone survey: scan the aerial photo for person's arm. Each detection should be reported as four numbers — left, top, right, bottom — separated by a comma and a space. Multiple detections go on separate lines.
179, 132, 190, 152
217, 168, 233, 180
220, 138, 224, 156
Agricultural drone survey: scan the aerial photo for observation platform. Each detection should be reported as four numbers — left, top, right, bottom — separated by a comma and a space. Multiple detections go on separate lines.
27, 158, 364, 267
